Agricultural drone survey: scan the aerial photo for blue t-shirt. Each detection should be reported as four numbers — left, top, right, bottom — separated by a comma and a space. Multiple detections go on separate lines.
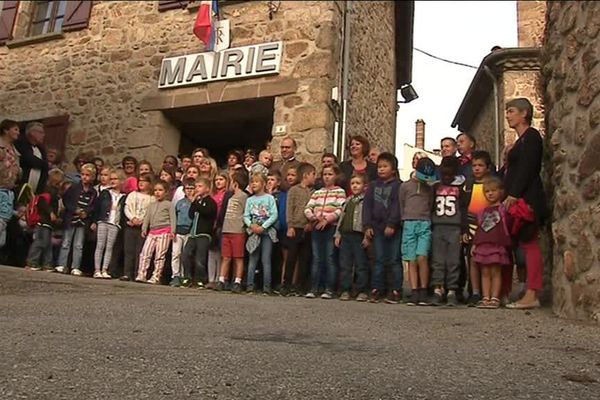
243, 193, 278, 230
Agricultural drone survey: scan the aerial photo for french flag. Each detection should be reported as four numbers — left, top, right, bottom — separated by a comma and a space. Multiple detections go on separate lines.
193, 0, 219, 51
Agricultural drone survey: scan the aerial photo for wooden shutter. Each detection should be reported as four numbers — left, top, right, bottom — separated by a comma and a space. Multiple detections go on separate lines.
42, 115, 70, 156
0, 1, 19, 45
62, 0, 92, 32
158, 0, 189, 12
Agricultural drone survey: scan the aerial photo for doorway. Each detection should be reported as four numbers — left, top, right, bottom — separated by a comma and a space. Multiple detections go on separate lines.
163, 97, 275, 166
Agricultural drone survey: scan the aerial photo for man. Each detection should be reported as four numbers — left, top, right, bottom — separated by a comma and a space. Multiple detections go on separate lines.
15, 122, 49, 194
368, 147, 381, 164
456, 132, 476, 180
270, 137, 301, 191
440, 137, 458, 158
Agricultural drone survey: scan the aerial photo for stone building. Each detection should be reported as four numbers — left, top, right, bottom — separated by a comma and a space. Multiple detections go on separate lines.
0, 0, 414, 168
543, 2, 600, 321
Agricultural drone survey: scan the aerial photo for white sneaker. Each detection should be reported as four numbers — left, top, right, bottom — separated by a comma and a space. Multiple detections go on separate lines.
305, 292, 316, 299
135, 277, 146, 283
28, 266, 42, 271
93, 271, 103, 279
320, 291, 333, 300
54, 266, 65, 273
147, 277, 160, 285
71, 268, 82, 276
101, 271, 111, 279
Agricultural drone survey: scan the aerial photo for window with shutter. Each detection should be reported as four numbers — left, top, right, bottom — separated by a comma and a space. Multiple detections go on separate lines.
0, 0, 19, 45
158, 0, 189, 12
61, 0, 92, 32
28, 1, 67, 37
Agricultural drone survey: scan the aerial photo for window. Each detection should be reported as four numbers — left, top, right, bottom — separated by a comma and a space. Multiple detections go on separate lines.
28, 0, 67, 37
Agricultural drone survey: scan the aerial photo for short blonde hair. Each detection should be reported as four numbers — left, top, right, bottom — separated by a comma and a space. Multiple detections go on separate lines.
80, 163, 97, 178
48, 168, 65, 183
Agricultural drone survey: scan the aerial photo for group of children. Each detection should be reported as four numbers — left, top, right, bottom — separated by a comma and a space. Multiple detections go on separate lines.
16, 140, 522, 310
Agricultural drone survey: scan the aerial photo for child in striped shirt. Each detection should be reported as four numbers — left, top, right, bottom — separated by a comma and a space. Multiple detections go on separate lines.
304, 165, 346, 299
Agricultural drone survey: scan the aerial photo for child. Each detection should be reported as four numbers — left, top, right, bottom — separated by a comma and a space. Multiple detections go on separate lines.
304, 165, 345, 299
172, 165, 200, 205
181, 155, 192, 172
315, 153, 338, 190
95, 166, 111, 194
267, 170, 285, 291
55, 163, 98, 275
250, 150, 272, 178
138, 160, 154, 177
462, 150, 493, 305
92, 169, 125, 279
136, 180, 175, 284
400, 157, 435, 306
159, 166, 177, 197
26, 168, 63, 271
182, 178, 218, 288
363, 153, 402, 304
207, 171, 229, 287
335, 173, 369, 302
121, 173, 154, 281
281, 163, 315, 296
430, 157, 468, 306
472, 177, 513, 309
244, 173, 278, 294
170, 178, 195, 287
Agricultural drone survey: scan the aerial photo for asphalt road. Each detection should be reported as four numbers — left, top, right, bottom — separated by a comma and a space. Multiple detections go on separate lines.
1, 265, 599, 399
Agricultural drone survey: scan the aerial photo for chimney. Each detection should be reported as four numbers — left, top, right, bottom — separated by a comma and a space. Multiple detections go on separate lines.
415, 119, 425, 149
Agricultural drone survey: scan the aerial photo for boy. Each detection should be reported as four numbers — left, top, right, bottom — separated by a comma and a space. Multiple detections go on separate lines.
170, 178, 195, 287
281, 162, 316, 296
216, 171, 250, 293
430, 157, 468, 306
26, 168, 64, 271
363, 153, 402, 304
55, 163, 97, 275
400, 157, 435, 306
182, 178, 218, 288
267, 170, 285, 291
462, 150, 493, 305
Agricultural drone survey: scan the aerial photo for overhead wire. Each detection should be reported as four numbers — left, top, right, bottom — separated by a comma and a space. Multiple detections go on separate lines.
413, 47, 478, 69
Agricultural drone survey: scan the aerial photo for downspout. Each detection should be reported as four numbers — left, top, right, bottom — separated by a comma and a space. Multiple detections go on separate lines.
483, 65, 500, 165
339, 0, 352, 161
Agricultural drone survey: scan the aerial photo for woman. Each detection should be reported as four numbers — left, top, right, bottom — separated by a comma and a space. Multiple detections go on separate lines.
0, 120, 21, 249
192, 148, 209, 168
339, 135, 377, 190
503, 98, 547, 310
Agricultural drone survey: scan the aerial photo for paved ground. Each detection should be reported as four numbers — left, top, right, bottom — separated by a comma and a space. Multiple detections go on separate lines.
1, 266, 599, 399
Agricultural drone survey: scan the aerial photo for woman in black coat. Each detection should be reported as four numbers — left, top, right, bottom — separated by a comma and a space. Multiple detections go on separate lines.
339, 135, 378, 191
503, 98, 547, 310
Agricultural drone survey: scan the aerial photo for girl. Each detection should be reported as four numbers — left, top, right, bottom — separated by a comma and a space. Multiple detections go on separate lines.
121, 173, 154, 281
172, 165, 200, 205
95, 166, 111, 194
138, 160, 154, 177
244, 173, 278, 294
136, 180, 176, 284
199, 157, 217, 185
92, 169, 125, 279
162, 155, 178, 171
207, 171, 230, 287
472, 177, 513, 309
159, 166, 177, 199
304, 165, 346, 299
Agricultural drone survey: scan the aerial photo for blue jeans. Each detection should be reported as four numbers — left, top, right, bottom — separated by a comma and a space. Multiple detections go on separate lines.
27, 226, 53, 267
339, 232, 369, 292
311, 226, 336, 292
372, 230, 403, 291
247, 235, 273, 290
57, 225, 86, 270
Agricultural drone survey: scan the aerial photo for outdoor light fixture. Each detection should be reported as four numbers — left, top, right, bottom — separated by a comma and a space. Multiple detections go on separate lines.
398, 84, 419, 104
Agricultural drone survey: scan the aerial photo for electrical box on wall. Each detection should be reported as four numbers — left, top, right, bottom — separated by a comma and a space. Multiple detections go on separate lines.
331, 87, 339, 103
275, 125, 287, 134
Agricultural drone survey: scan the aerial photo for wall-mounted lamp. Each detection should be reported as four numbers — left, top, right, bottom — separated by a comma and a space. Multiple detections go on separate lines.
398, 84, 419, 104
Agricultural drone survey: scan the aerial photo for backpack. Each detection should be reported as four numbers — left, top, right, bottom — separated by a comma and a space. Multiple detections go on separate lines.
26, 193, 51, 228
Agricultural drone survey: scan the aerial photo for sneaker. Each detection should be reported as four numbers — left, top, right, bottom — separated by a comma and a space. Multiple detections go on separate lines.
119, 276, 130, 281
369, 289, 381, 303
246, 285, 255, 294
147, 276, 160, 285
231, 282, 242, 294
93, 271, 103, 279
181, 278, 191, 288
54, 266, 65, 273
339, 291, 351, 301
405, 291, 418, 306
169, 276, 181, 287
384, 290, 402, 304
321, 290, 333, 300
446, 292, 459, 307
27, 265, 42, 271
417, 290, 432, 306
101, 271, 111, 279
216, 281, 225, 291
42, 265, 54, 272
305, 292, 316, 299
71, 268, 82, 276
356, 292, 369, 302
431, 292, 444, 306
135, 276, 146, 283
196, 282, 205, 289
467, 293, 482, 307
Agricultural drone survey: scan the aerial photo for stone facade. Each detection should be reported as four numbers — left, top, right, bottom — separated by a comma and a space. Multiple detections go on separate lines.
543, 1, 600, 321
0, 1, 401, 169
517, 0, 547, 47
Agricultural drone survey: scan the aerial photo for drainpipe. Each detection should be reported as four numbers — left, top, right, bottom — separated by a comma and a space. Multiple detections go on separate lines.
339, 0, 352, 161
483, 65, 500, 166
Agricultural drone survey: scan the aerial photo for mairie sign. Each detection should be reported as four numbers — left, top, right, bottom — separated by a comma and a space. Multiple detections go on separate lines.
158, 41, 282, 89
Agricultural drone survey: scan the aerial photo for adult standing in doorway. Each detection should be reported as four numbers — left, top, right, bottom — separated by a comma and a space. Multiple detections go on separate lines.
456, 132, 476, 181
15, 122, 48, 194
270, 137, 301, 191
440, 137, 458, 158
503, 98, 547, 310
339, 135, 377, 191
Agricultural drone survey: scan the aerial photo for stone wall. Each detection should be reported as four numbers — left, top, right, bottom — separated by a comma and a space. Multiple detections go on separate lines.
345, 1, 396, 154
543, 1, 600, 321
517, 1, 547, 47
0, 1, 345, 169
467, 91, 496, 159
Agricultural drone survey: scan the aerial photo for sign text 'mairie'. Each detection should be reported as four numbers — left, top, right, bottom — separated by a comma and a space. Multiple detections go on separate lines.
158, 41, 283, 89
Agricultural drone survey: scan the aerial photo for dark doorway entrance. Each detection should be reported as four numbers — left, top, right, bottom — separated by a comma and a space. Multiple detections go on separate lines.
163, 97, 274, 166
